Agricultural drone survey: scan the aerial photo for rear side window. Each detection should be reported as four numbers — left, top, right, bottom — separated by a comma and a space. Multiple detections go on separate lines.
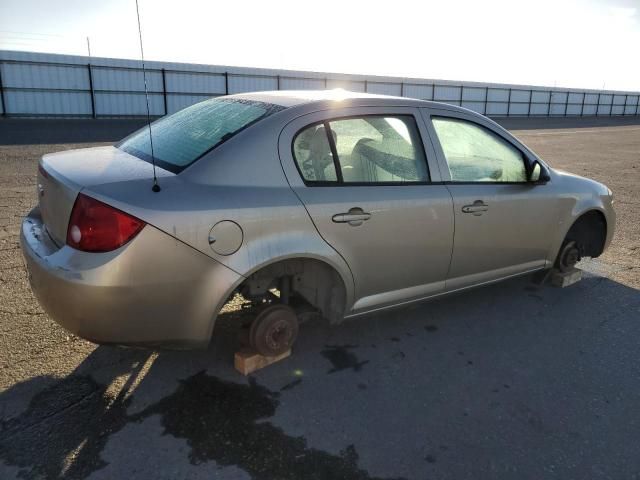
118, 98, 285, 173
293, 115, 429, 184
292, 125, 338, 182
431, 117, 527, 182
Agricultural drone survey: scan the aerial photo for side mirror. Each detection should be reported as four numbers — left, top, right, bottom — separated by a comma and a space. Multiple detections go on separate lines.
529, 160, 551, 184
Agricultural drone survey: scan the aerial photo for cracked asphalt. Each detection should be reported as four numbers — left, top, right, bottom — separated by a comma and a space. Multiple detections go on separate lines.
1, 117, 639, 479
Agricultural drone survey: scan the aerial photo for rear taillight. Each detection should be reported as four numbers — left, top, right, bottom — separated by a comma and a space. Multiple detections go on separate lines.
66, 193, 145, 252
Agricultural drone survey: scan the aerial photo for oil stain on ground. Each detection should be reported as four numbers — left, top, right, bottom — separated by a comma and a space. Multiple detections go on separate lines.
0, 370, 400, 480
320, 345, 369, 374
132, 371, 403, 480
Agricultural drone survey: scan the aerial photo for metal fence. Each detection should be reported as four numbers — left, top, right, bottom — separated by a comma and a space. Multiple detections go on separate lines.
1, 50, 639, 118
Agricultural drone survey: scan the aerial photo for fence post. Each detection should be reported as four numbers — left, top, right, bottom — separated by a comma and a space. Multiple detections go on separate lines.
400, 81, 404, 97
161, 68, 168, 115
484, 87, 489, 115
527, 90, 532, 117
224, 72, 229, 95
580, 92, 585, 116
623, 94, 627, 116
507, 88, 511, 116
636, 95, 639, 116
610, 93, 614, 116
364, 79, 367, 92
277, 75, 280, 90
0, 62, 6, 117
596, 92, 601, 116
546, 91, 552, 117
459, 86, 464, 107
87, 63, 96, 118
324, 77, 328, 89
564, 91, 569, 116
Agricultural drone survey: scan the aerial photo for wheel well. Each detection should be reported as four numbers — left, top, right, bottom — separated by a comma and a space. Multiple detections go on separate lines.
237, 258, 347, 323
565, 210, 607, 258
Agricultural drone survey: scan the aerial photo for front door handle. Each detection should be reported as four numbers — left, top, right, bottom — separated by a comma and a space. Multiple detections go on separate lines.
332, 207, 371, 226
461, 200, 488, 216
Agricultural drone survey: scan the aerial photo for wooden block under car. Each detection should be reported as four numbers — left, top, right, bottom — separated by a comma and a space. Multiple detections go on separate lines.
234, 348, 291, 375
550, 267, 582, 288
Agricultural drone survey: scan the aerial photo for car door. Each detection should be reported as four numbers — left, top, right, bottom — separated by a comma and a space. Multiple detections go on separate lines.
422, 107, 560, 290
279, 106, 454, 314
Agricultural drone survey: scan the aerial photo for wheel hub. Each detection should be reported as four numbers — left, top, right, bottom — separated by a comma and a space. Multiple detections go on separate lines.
249, 304, 299, 357
559, 241, 580, 271
265, 320, 292, 350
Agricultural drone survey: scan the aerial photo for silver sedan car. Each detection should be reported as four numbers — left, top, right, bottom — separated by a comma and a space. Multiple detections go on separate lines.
21, 90, 615, 355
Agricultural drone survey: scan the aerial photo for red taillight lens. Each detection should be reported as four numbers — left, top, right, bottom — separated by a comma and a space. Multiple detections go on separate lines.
66, 193, 145, 252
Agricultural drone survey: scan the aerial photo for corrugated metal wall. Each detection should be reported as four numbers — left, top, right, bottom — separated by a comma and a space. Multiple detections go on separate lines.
1, 50, 639, 118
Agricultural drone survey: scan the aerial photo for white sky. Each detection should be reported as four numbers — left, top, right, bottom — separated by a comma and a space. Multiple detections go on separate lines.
1, 0, 639, 91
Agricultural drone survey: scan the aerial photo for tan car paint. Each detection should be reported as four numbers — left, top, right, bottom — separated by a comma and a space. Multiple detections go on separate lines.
21, 91, 616, 347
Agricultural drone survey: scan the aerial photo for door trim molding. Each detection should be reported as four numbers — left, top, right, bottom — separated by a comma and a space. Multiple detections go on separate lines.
345, 265, 545, 319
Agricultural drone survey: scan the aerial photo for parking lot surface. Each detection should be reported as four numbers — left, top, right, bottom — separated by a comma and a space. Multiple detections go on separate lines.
1, 118, 639, 479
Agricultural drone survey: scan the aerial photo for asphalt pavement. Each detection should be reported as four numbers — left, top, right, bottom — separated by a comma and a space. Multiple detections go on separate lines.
1, 117, 639, 479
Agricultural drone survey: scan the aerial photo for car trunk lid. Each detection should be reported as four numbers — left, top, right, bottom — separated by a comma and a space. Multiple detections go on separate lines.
38, 146, 173, 246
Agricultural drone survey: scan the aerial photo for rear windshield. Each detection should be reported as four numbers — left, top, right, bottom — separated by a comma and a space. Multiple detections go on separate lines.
117, 98, 285, 173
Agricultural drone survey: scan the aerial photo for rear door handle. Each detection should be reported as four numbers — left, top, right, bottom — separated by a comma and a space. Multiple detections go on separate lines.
332, 207, 371, 226
461, 200, 488, 216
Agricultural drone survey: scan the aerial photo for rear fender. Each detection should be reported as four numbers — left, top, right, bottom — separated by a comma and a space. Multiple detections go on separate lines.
212, 243, 355, 324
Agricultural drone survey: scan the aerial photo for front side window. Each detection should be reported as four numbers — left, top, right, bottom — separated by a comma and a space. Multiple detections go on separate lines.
118, 98, 285, 173
292, 115, 429, 184
431, 117, 527, 182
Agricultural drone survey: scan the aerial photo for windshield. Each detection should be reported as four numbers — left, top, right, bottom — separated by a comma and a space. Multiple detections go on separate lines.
117, 98, 285, 173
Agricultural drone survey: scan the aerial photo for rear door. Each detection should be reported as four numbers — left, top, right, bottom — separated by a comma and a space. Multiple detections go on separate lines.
422, 108, 559, 290
279, 106, 454, 314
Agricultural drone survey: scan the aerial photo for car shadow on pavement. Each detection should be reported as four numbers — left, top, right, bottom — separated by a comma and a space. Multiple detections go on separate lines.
1, 272, 639, 480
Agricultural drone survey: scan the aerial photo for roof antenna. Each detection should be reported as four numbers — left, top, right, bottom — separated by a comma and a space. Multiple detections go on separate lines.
135, 0, 161, 192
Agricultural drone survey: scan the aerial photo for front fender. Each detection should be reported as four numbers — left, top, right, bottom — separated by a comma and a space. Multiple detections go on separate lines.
548, 202, 614, 265
545, 169, 615, 263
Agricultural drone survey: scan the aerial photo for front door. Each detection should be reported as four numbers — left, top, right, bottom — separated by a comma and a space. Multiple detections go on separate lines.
279, 107, 454, 314
424, 110, 559, 290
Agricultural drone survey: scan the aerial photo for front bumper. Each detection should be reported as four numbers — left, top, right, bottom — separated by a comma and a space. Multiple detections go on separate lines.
602, 200, 616, 254
20, 207, 241, 348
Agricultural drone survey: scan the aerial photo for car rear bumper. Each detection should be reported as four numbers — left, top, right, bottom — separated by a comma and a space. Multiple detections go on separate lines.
20, 207, 241, 348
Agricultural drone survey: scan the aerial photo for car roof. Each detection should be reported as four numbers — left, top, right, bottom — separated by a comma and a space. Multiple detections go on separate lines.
228, 89, 464, 112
